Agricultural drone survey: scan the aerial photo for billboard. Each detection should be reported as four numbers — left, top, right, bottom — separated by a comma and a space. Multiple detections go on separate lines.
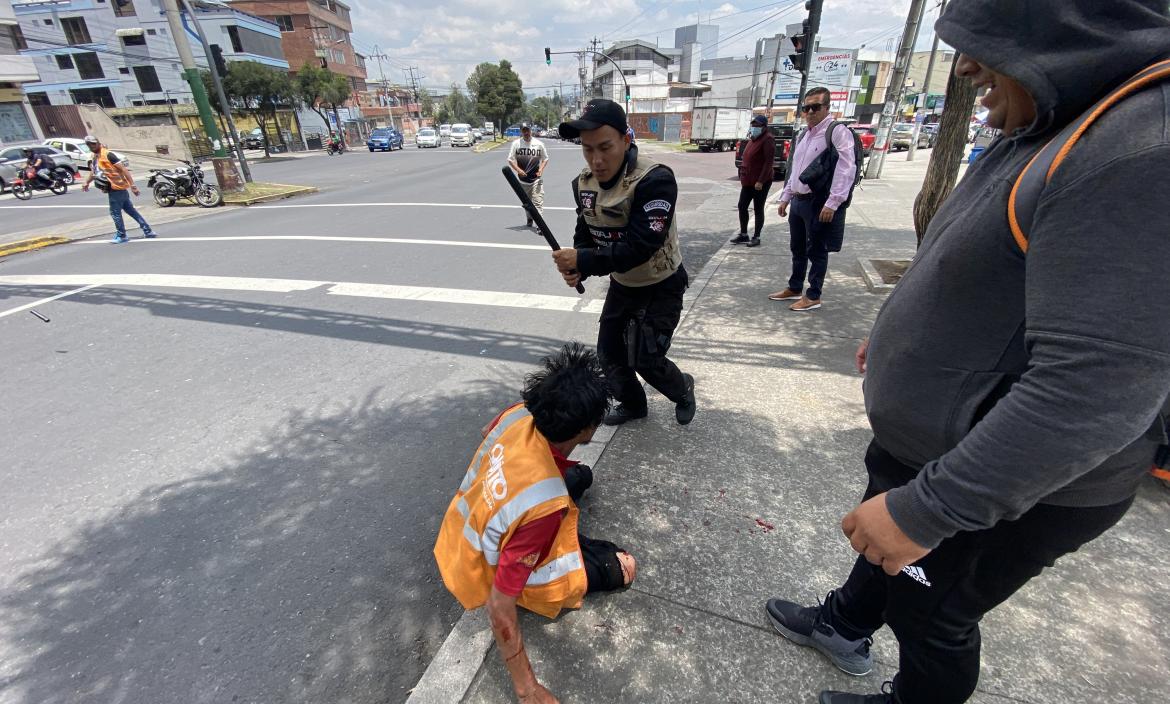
773, 49, 857, 113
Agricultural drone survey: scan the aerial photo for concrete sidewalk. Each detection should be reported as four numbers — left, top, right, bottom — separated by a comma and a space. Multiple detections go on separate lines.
415, 157, 1170, 703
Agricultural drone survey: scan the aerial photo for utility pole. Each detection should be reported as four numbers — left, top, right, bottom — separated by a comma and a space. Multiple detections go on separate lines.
179, 0, 249, 185
748, 37, 763, 112
369, 44, 394, 129
161, 0, 239, 191
865, 0, 928, 180
908, 0, 947, 162
405, 67, 425, 127
764, 34, 784, 120
795, 0, 824, 128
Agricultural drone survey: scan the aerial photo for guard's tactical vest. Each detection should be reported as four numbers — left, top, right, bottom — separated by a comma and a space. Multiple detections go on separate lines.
95, 147, 129, 191
576, 152, 681, 287
433, 404, 587, 619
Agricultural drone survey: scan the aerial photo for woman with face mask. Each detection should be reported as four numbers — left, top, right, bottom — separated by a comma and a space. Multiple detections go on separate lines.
732, 114, 776, 247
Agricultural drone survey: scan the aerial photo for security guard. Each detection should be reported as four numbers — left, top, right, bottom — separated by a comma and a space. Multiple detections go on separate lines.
435, 343, 636, 704
552, 99, 697, 426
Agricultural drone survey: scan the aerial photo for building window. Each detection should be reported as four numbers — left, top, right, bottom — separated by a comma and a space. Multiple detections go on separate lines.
119, 67, 131, 74
56, 54, 75, 69
43, 19, 53, 26
123, 34, 147, 46
7, 24, 28, 50
849, 90, 859, 103
332, 48, 345, 64
113, 0, 137, 17
227, 25, 243, 52
622, 69, 636, 76
134, 66, 162, 92
147, 28, 157, 35
61, 17, 93, 45
27, 92, 51, 107
69, 87, 116, 108
275, 15, 294, 32
74, 52, 104, 79
700, 71, 711, 81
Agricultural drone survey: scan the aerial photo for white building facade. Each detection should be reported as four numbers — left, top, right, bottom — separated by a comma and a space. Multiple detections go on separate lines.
1, 0, 42, 143
12, 0, 287, 109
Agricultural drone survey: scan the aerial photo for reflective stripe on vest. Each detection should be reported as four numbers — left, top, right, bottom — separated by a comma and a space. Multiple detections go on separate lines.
477, 477, 567, 565
526, 551, 583, 586
459, 405, 531, 494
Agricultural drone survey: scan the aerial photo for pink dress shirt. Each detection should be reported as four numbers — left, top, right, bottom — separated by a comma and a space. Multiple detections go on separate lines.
779, 118, 857, 211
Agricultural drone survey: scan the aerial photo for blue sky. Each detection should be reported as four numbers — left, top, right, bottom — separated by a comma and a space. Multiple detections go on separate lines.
346, 0, 950, 96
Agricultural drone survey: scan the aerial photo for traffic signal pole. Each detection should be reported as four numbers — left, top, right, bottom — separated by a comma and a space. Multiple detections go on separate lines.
181, 0, 251, 183
161, 0, 242, 192
793, 0, 824, 128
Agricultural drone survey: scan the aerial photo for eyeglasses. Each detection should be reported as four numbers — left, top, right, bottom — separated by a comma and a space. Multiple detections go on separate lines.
800, 103, 826, 113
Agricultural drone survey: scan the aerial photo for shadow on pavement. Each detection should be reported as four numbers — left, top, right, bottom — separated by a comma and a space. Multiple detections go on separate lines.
0, 383, 524, 704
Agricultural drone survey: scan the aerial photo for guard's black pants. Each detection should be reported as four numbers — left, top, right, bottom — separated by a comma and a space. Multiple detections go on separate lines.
825, 440, 1133, 704
737, 183, 771, 237
596, 267, 689, 413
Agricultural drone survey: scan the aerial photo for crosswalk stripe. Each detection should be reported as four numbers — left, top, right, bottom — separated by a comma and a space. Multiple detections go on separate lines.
78, 236, 548, 250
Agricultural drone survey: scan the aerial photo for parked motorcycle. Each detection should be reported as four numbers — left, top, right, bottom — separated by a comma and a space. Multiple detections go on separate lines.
11, 166, 69, 200
147, 159, 223, 208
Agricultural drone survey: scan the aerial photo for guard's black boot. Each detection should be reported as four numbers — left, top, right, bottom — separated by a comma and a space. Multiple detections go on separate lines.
603, 404, 647, 426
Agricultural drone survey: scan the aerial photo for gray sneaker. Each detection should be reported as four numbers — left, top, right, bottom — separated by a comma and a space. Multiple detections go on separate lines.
765, 593, 874, 676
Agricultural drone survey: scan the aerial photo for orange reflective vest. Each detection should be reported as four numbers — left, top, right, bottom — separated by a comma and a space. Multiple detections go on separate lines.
95, 146, 130, 191
434, 404, 587, 619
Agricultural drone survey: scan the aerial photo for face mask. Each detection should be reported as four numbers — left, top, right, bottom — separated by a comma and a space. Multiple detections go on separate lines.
749, 126, 763, 138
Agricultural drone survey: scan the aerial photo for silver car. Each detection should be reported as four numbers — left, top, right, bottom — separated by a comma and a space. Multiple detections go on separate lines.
889, 123, 931, 151
0, 144, 78, 192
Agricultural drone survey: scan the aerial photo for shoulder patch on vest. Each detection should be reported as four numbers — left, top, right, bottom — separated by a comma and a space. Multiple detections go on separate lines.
643, 199, 671, 213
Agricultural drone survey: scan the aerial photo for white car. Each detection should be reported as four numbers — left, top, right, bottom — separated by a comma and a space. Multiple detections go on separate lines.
42, 137, 130, 170
450, 123, 473, 147
471, 128, 483, 142
439, 124, 451, 141
416, 128, 440, 148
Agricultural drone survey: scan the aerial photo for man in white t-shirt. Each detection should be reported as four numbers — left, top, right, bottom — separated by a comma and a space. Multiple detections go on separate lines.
507, 122, 549, 229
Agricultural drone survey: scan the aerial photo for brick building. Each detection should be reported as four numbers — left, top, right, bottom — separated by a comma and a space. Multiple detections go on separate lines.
227, 0, 366, 93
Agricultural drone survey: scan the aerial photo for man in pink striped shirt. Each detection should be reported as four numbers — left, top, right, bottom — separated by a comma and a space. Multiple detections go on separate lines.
770, 87, 856, 312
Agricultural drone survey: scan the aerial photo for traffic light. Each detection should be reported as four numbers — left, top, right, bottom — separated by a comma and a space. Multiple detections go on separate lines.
545, 47, 551, 65
788, 19, 811, 74
210, 43, 228, 78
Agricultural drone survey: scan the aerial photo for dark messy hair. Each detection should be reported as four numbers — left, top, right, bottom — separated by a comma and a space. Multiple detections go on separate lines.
804, 86, 832, 104
522, 342, 610, 442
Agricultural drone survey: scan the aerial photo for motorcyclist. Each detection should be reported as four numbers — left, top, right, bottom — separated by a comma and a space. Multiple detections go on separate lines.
23, 148, 53, 186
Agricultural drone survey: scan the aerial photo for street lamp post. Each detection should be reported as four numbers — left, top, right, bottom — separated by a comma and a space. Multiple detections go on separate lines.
546, 48, 631, 115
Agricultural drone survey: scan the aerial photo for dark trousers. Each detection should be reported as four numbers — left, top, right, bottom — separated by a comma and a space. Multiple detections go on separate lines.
107, 188, 152, 238
596, 267, 689, 413
787, 196, 837, 300
737, 182, 772, 237
825, 440, 1133, 704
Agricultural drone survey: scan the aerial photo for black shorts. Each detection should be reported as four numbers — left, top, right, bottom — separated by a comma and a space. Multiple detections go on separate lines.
580, 534, 627, 593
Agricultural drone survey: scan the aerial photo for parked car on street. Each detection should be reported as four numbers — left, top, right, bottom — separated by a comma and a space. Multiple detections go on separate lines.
450, 123, 474, 147
416, 128, 440, 148
889, 123, 930, 150
734, 122, 797, 181
471, 127, 483, 142
0, 144, 79, 192
438, 124, 451, 141
921, 123, 940, 147
849, 124, 878, 157
367, 127, 404, 151
42, 137, 131, 170
243, 128, 266, 149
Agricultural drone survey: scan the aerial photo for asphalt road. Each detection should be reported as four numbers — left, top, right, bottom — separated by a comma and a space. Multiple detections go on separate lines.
0, 141, 736, 704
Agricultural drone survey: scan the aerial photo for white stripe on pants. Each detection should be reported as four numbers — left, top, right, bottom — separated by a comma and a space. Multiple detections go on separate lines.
520, 178, 544, 217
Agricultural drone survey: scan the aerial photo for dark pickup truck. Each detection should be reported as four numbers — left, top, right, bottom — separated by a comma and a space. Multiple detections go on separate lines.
734, 123, 797, 181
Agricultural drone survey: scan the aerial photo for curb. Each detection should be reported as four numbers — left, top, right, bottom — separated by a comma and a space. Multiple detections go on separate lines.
403, 243, 733, 704
858, 257, 898, 293
0, 236, 71, 259
472, 140, 508, 154
225, 185, 319, 206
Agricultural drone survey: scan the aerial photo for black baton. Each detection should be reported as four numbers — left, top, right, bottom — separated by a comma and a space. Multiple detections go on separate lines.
501, 166, 585, 295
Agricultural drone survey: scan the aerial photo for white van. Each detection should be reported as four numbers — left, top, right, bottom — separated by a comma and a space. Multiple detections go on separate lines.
439, 124, 452, 141
450, 123, 473, 147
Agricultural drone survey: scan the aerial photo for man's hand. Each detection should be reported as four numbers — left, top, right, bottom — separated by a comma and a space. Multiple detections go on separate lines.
559, 270, 581, 288
819, 206, 835, 223
754, 182, 763, 191
777, 201, 789, 217
841, 493, 930, 576
855, 338, 869, 375
82, 182, 89, 193
551, 248, 577, 273
130, 185, 140, 196
518, 684, 559, 703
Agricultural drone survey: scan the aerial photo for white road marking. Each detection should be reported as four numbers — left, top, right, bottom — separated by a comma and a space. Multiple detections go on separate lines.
328, 282, 603, 314
0, 274, 602, 314
0, 284, 100, 319
249, 202, 577, 211
77, 235, 548, 251
0, 205, 107, 209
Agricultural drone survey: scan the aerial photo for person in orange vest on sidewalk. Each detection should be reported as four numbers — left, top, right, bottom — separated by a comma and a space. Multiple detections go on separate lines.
434, 343, 636, 704
81, 135, 156, 244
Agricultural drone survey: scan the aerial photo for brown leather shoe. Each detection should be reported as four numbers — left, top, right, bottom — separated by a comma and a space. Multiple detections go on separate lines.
768, 288, 802, 301
790, 296, 822, 312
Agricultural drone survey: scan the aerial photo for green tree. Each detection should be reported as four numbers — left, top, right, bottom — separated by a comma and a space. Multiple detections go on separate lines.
441, 84, 476, 124
467, 60, 524, 130
418, 87, 435, 117
222, 62, 296, 158
294, 64, 351, 140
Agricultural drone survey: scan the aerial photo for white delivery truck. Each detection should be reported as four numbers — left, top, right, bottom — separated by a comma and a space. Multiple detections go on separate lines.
691, 106, 753, 152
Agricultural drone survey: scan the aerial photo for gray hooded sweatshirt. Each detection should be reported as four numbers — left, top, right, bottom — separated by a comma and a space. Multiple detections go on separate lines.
866, 0, 1170, 549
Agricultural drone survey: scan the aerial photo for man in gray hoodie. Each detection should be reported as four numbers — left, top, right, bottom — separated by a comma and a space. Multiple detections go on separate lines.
764, 2, 1170, 703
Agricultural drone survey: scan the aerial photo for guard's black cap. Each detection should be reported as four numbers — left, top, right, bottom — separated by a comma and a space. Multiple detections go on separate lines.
559, 98, 628, 139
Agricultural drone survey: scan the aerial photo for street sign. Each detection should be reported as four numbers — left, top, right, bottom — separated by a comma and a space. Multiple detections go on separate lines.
775, 93, 799, 100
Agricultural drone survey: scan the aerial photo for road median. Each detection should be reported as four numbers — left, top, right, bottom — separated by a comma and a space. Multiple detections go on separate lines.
222, 182, 319, 206
0, 236, 71, 259
472, 138, 509, 154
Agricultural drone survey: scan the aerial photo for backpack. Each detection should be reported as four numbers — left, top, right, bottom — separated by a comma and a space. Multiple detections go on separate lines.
787, 120, 865, 207
1008, 59, 1170, 481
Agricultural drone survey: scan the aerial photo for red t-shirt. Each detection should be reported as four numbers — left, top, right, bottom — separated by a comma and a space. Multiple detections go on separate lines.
486, 408, 576, 597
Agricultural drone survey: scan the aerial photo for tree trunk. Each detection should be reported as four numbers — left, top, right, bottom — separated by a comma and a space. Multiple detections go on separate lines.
912, 61, 980, 245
